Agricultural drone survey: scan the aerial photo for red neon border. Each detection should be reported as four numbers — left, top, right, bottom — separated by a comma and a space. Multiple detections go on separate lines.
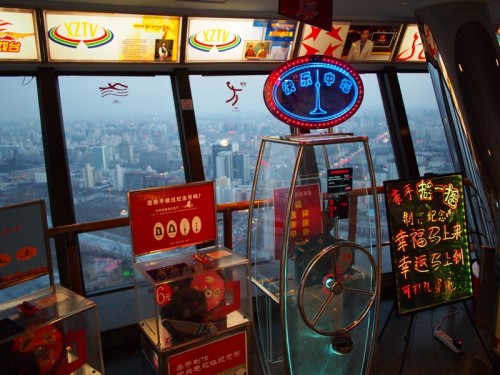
264, 55, 364, 129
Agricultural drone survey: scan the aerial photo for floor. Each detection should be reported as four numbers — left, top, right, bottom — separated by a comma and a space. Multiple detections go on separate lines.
102, 296, 500, 375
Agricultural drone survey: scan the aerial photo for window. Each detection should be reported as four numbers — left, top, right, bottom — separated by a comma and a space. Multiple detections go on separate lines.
398, 72, 454, 175
58, 75, 183, 293
0, 77, 49, 215
0, 76, 54, 300
190, 74, 288, 254
327, 73, 396, 272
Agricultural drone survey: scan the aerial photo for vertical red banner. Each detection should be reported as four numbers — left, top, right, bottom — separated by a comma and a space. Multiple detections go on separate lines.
273, 184, 323, 260
279, 0, 332, 32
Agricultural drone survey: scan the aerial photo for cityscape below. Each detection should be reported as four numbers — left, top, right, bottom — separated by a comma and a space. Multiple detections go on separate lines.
0, 107, 453, 295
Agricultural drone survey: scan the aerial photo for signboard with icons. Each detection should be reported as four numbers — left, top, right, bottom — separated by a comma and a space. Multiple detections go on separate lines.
128, 181, 217, 257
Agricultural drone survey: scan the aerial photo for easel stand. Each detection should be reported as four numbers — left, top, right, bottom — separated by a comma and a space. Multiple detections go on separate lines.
377, 301, 498, 375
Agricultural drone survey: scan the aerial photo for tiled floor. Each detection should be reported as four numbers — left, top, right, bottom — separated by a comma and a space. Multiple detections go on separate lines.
102, 296, 499, 375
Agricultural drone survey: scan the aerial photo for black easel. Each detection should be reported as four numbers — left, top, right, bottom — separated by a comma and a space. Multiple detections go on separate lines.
377, 301, 416, 375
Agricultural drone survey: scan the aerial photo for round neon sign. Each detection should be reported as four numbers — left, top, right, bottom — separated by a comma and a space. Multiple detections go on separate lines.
264, 55, 364, 129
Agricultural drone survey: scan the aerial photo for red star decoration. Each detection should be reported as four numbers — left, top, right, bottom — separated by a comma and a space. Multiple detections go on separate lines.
302, 26, 322, 42
326, 26, 344, 42
301, 43, 320, 55
323, 43, 342, 57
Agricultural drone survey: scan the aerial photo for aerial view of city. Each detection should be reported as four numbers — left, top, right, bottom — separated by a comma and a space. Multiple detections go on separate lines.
0, 73, 453, 295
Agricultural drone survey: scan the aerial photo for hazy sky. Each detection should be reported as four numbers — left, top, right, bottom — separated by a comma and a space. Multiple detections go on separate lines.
0, 72, 438, 123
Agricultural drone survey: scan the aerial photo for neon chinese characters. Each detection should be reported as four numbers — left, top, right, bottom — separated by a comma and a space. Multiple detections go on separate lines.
384, 174, 473, 315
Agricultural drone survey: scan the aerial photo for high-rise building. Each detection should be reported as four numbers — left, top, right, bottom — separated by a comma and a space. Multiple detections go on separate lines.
232, 152, 250, 184
92, 145, 110, 170
83, 163, 94, 189
118, 143, 134, 164
216, 150, 233, 180
211, 141, 231, 179
114, 164, 125, 191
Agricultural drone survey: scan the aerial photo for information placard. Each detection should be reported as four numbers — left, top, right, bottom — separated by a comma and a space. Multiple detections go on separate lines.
383, 173, 473, 315
0, 200, 51, 289
128, 181, 217, 257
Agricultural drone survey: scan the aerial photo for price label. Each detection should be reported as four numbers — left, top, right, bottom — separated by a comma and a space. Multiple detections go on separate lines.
155, 284, 173, 306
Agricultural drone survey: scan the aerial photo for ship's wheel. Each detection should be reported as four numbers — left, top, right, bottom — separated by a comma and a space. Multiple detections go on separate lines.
297, 241, 377, 336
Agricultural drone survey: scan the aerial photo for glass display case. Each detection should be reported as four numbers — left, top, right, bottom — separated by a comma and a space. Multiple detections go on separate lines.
128, 181, 252, 374
0, 284, 103, 375
134, 245, 252, 374
247, 133, 381, 375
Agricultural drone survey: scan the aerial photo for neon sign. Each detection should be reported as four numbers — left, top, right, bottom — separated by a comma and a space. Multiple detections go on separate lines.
264, 55, 363, 129
384, 173, 473, 315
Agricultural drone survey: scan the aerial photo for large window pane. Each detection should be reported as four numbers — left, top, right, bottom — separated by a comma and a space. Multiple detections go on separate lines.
190, 74, 288, 255
327, 73, 396, 273
190, 74, 287, 202
0, 77, 49, 215
398, 72, 454, 175
0, 76, 55, 300
59, 75, 183, 293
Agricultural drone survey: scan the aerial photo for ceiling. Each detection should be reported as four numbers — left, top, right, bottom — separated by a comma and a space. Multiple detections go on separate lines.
2, 0, 499, 24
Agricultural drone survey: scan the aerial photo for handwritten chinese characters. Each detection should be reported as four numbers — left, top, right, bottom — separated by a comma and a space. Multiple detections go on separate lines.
384, 174, 473, 314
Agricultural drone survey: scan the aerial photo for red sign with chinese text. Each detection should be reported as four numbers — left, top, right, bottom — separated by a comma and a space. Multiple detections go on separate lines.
0, 200, 50, 289
168, 331, 247, 375
273, 184, 323, 260
128, 181, 217, 257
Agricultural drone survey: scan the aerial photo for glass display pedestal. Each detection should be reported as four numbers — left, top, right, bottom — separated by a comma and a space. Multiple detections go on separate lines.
247, 133, 382, 375
0, 284, 104, 375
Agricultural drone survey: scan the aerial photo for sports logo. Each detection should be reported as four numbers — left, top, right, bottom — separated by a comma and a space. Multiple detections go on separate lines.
48, 21, 114, 48
188, 28, 241, 52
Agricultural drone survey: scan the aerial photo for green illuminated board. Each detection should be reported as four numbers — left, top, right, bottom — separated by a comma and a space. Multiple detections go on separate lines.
383, 173, 473, 315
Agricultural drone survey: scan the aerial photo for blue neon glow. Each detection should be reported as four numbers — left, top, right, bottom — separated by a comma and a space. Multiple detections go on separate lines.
272, 62, 359, 123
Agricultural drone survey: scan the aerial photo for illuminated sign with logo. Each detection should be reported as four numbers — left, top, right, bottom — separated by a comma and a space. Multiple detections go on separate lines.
384, 173, 473, 315
396, 24, 426, 62
186, 17, 297, 62
44, 11, 181, 63
48, 22, 114, 48
264, 55, 363, 129
188, 29, 241, 52
0, 8, 39, 61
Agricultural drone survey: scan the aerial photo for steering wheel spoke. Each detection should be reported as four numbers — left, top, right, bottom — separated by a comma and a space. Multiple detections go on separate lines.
297, 241, 378, 336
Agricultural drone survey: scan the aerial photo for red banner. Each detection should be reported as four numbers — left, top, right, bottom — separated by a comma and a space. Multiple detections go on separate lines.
279, 0, 332, 32
168, 331, 247, 375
